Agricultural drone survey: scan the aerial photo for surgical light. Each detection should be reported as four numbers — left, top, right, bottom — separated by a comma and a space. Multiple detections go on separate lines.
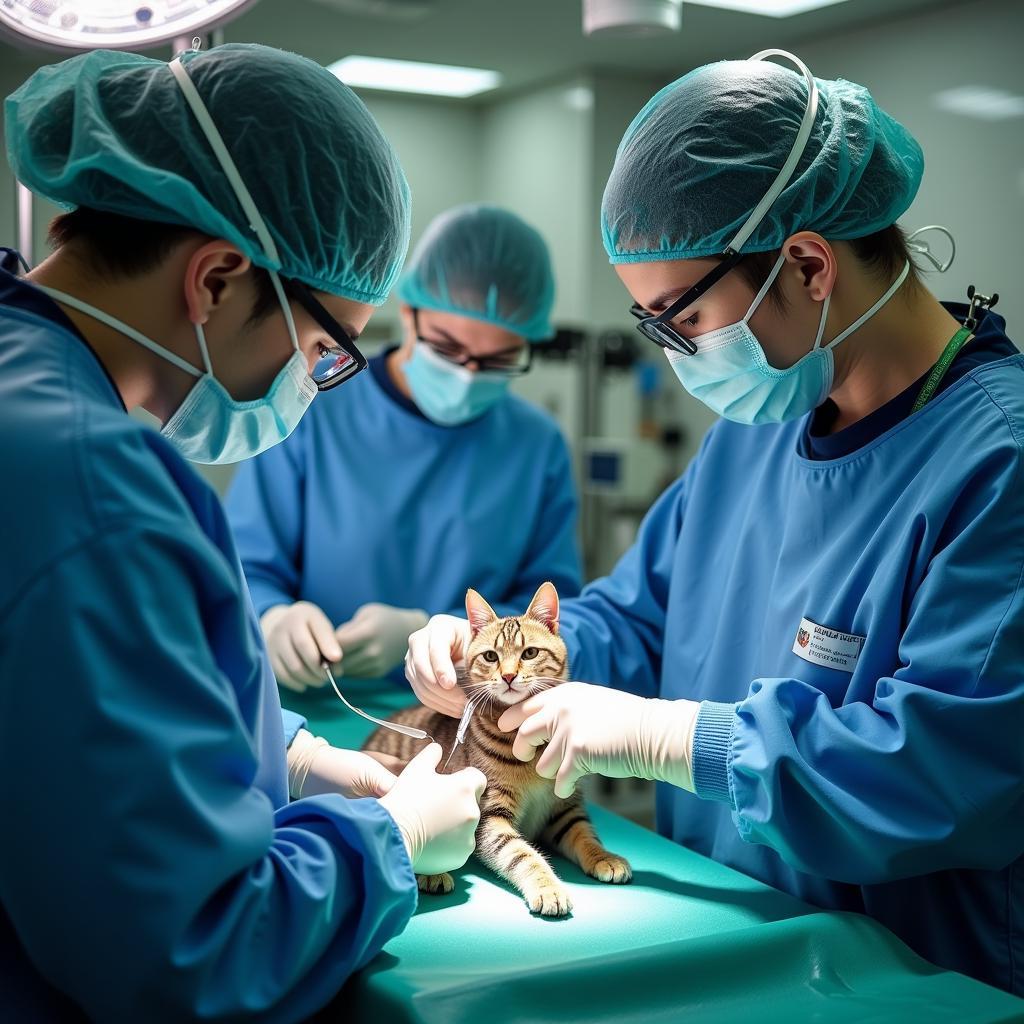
0, 0, 258, 52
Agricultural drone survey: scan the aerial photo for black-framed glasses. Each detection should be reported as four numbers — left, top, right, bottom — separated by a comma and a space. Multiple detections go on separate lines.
629, 249, 745, 356
282, 278, 368, 391
413, 309, 533, 375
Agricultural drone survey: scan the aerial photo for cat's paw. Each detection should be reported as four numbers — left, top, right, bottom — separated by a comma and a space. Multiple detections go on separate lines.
417, 872, 455, 895
525, 883, 573, 917
589, 853, 632, 884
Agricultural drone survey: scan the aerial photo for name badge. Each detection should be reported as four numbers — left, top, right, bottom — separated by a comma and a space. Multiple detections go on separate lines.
792, 617, 864, 673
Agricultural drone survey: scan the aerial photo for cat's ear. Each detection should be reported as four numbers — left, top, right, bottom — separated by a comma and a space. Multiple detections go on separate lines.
525, 582, 559, 634
465, 589, 498, 637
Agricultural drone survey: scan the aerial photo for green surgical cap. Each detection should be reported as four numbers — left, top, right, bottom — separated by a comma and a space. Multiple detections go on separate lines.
5, 44, 411, 305
398, 204, 556, 341
601, 58, 924, 263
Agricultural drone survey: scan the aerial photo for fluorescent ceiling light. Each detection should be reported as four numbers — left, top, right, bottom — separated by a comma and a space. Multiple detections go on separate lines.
934, 86, 1024, 121
328, 56, 501, 98
681, 0, 850, 15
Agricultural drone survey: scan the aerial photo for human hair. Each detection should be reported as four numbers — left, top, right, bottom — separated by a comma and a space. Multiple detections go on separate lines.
47, 207, 279, 323
718, 224, 920, 312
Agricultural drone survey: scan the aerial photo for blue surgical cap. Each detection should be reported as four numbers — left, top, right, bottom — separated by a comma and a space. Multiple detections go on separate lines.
5, 44, 411, 305
601, 58, 924, 263
398, 204, 556, 341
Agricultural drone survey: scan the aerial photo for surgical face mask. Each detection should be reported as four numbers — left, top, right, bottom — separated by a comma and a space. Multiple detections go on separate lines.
405, 342, 510, 426
36, 274, 317, 464
665, 253, 911, 425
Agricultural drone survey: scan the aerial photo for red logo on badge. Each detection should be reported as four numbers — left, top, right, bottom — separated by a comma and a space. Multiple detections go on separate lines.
797, 628, 811, 648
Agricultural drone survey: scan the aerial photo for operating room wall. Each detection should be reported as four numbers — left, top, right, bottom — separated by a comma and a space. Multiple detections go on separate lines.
794, 0, 1024, 329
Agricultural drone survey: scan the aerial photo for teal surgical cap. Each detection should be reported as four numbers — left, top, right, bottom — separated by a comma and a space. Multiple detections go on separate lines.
5, 44, 411, 305
398, 204, 556, 341
601, 57, 924, 263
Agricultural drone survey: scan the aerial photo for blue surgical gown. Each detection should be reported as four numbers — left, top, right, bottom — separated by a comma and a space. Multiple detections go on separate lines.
561, 311, 1024, 994
0, 264, 416, 1021
225, 352, 582, 643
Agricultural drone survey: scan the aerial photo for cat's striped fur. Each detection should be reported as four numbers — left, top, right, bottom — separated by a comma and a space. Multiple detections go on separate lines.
363, 582, 630, 917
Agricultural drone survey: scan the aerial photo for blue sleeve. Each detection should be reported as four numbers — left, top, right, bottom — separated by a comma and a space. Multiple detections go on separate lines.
558, 467, 691, 698
0, 524, 416, 1022
492, 430, 583, 615
225, 429, 306, 619
282, 708, 306, 745
691, 454, 1024, 885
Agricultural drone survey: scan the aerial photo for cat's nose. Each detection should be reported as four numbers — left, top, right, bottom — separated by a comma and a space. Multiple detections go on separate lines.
502, 673, 517, 685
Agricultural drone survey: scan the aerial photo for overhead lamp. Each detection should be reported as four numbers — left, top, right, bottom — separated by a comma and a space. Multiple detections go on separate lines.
583, 0, 682, 36
0, 0, 257, 52
934, 85, 1024, 122
328, 56, 501, 98
679, 0, 850, 15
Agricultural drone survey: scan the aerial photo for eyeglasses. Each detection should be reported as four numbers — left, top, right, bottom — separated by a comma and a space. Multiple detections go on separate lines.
282, 278, 368, 391
413, 309, 533, 375
629, 250, 745, 356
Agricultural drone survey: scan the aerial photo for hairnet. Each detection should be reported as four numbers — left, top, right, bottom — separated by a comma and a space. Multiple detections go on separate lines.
5, 44, 411, 305
601, 58, 924, 263
398, 204, 556, 341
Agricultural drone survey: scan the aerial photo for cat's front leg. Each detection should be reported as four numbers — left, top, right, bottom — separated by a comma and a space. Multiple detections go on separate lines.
476, 812, 572, 917
540, 796, 632, 884
417, 872, 454, 894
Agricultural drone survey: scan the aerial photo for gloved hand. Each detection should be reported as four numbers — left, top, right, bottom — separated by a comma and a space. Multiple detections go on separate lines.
497, 682, 700, 799
261, 602, 341, 693
287, 728, 398, 799
378, 743, 486, 875
336, 603, 429, 679
404, 614, 472, 717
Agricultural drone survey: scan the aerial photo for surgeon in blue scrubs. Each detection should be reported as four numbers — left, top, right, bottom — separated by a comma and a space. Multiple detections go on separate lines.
226, 203, 582, 691
407, 51, 1024, 994
0, 44, 484, 1021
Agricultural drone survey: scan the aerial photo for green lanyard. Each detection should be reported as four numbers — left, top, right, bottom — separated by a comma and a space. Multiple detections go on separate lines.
911, 325, 974, 414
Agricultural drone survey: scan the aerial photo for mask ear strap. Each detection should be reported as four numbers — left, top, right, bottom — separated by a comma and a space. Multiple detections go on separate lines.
268, 272, 301, 353
36, 283, 203, 378
743, 252, 788, 322
823, 259, 911, 351
812, 294, 831, 350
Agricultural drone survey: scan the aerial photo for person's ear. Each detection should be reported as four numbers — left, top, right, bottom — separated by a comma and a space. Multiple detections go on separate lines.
781, 232, 836, 303
182, 240, 253, 326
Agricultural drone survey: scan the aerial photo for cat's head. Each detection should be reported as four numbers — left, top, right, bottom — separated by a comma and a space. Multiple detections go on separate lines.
463, 582, 568, 707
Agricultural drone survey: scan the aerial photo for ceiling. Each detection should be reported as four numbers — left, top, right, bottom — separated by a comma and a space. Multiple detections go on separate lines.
0, 0, 966, 97
220, 0, 965, 98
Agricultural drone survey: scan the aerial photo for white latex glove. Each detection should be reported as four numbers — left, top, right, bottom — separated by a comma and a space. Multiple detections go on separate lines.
336, 603, 429, 679
378, 743, 486, 875
287, 728, 398, 800
261, 602, 341, 693
404, 614, 471, 718
497, 682, 700, 800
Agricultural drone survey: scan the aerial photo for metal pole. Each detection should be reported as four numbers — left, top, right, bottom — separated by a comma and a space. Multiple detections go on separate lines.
17, 183, 33, 266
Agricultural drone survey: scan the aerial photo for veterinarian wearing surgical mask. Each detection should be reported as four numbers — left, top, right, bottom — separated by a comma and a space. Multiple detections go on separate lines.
0, 45, 484, 1021
406, 51, 1024, 996
227, 204, 581, 690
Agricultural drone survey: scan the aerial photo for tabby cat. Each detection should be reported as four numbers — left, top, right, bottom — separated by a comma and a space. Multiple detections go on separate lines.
363, 582, 631, 917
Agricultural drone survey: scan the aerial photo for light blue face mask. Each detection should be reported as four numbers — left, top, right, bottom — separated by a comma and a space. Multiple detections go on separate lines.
36, 54, 320, 464
665, 252, 911, 425
405, 342, 510, 426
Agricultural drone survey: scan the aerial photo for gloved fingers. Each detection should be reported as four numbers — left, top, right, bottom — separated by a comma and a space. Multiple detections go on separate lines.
510, 709, 553, 763
292, 621, 332, 681
338, 645, 380, 678
355, 760, 399, 798
306, 605, 342, 663
336, 616, 375, 653
455, 765, 488, 802
273, 655, 308, 693
275, 640, 314, 689
402, 742, 444, 776
554, 762, 584, 800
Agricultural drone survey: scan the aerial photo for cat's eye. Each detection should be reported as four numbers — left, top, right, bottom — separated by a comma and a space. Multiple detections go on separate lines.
483, 650, 499, 663
522, 647, 538, 660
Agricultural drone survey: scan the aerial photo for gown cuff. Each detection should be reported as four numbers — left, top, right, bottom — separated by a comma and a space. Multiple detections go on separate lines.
691, 700, 739, 807
281, 708, 308, 747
